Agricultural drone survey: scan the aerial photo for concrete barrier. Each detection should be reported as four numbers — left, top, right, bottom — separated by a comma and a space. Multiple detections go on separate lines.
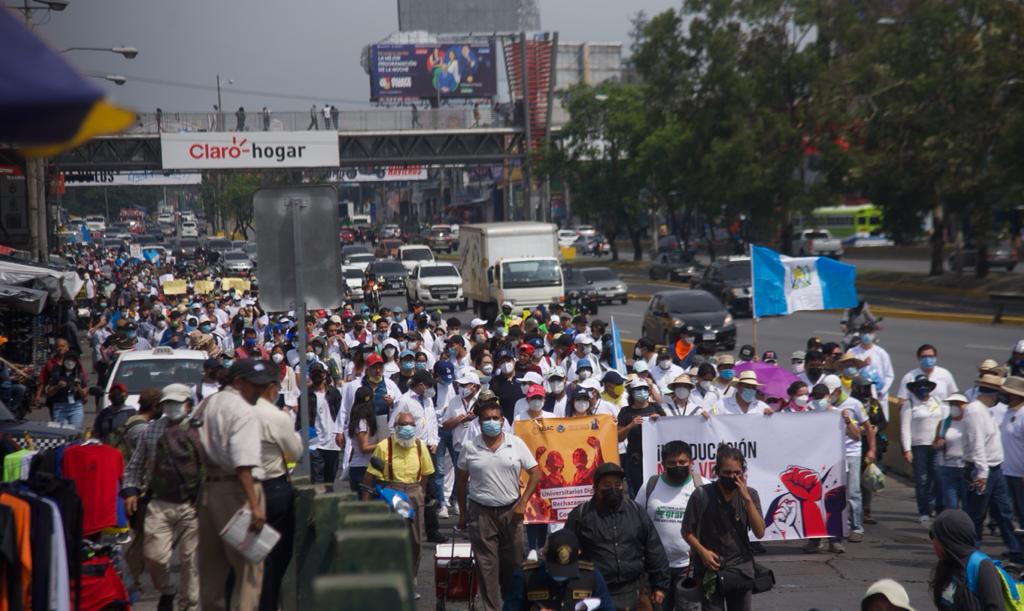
340, 511, 407, 530
314, 573, 413, 611
332, 528, 415, 599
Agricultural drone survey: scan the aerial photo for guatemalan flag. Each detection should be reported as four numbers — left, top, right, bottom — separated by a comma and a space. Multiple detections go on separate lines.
751, 245, 858, 318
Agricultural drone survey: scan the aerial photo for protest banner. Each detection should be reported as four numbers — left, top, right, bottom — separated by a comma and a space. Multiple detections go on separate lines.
220, 277, 251, 293
513, 414, 619, 524
641, 412, 846, 540
193, 280, 215, 295
162, 279, 188, 295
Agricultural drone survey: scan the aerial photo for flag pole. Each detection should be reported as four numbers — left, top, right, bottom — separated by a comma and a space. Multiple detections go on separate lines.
749, 242, 757, 357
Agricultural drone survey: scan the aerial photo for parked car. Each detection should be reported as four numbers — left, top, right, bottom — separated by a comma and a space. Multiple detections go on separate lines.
794, 229, 844, 258
427, 225, 457, 253
341, 265, 365, 302
649, 251, 703, 282
375, 239, 403, 259
949, 240, 1019, 272
642, 289, 736, 350
221, 250, 254, 274
691, 256, 752, 316
405, 261, 466, 310
557, 230, 579, 248
579, 267, 629, 304
561, 267, 601, 314
366, 260, 409, 295
398, 244, 435, 273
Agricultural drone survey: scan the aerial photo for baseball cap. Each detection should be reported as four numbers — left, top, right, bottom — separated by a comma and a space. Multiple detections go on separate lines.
109, 383, 128, 395
602, 371, 625, 385
160, 383, 192, 403
822, 374, 843, 393
399, 349, 416, 360
526, 383, 546, 398
435, 361, 455, 384
572, 386, 591, 400
792, 350, 806, 362
861, 579, 914, 611
633, 360, 649, 374
456, 370, 481, 386
762, 350, 778, 363
579, 378, 602, 392
546, 366, 566, 380
573, 334, 593, 345
594, 462, 625, 484
517, 371, 544, 386
365, 353, 384, 367
229, 359, 279, 386
519, 343, 535, 356
1014, 339, 1024, 354
411, 370, 435, 386
544, 529, 582, 579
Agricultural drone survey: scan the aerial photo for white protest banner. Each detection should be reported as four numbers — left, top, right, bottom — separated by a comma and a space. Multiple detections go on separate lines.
128, 244, 142, 260
641, 412, 847, 541
161, 132, 339, 169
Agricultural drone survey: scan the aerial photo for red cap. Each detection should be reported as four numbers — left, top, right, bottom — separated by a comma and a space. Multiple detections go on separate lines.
519, 343, 535, 356
365, 353, 384, 367
526, 383, 546, 398
109, 383, 128, 395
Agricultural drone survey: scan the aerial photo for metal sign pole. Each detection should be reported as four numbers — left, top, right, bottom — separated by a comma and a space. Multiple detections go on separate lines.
291, 198, 311, 477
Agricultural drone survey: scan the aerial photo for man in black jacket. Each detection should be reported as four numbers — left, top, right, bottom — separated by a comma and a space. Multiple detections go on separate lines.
564, 462, 670, 610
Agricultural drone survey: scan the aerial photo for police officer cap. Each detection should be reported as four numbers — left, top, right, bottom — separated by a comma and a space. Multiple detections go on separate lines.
544, 529, 582, 579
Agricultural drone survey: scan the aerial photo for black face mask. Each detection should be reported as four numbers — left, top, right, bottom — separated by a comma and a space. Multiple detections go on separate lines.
806, 367, 823, 381
110, 393, 126, 406
718, 475, 738, 491
666, 465, 691, 482
599, 487, 624, 509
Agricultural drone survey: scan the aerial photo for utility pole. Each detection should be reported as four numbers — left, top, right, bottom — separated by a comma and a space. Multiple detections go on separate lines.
216, 74, 223, 131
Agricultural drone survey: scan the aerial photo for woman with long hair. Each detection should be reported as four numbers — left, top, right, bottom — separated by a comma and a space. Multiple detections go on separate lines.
930, 509, 1005, 610
347, 386, 379, 493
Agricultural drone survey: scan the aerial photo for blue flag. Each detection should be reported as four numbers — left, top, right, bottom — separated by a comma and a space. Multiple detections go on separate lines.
751, 245, 858, 317
609, 316, 627, 376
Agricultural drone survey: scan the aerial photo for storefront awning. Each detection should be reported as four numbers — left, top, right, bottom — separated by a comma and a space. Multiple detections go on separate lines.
0, 283, 48, 314
0, 258, 83, 300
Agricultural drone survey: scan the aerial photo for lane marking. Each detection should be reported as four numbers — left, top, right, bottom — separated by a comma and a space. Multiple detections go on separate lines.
965, 344, 1009, 351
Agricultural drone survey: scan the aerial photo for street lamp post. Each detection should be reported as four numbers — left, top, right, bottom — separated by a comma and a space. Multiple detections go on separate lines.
215, 74, 234, 130
60, 46, 138, 59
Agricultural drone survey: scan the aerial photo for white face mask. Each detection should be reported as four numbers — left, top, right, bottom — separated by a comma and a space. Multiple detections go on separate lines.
528, 399, 544, 412
423, 387, 436, 399
792, 362, 805, 374
793, 395, 810, 408
520, 383, 530, 394
481, 364, 494, 375
574, 400, 590, 413
550, 381, 565, 394
272, 353, 284, 364
658, 360, 672, 370
460, 386, 475, 399
306, 352, 315, 361
699, 380, 711, 392
501, 362, 515, 376
674, 387, 691, 400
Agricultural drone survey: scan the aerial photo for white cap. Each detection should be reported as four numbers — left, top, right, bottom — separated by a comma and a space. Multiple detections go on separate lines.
344, 338, 361, 349
383, 337, 400, 350
947, 393, 968, 404
455, 370, 481, 386
161, 383, 192, 403
822, 374, 843, 393
862, 579, 914, 611
1015, 339, 1024, 354
470, 318, 486, 329
579, 378, 602, 392
329, 315, 342, 324
550, 315, 560, 324
634, 360, 649, 373
628, 377, 650, 389
574, 334, 593, 345
546, 366, 566, 380
517, 372, 544, 385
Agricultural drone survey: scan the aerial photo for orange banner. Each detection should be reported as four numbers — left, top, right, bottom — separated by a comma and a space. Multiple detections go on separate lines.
513, 414, 619, 524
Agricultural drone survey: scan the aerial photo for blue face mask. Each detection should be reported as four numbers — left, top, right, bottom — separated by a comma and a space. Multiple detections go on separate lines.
244, 338, 256, 347
125, 330, 137, 339
415, 362, 428, 370
397, 424, 416, 440
811, 398, 828, 411
448, 347, 459, 357
920, 356, 937, 369
740, 388, 757, 403
481, 419, 502, 437
843, 366, 858, 378
223, 359, 234, 367
720, 369, 735, 381
860, 333, 874, 344
401, 360, 414, 371
633, 389, 650, 402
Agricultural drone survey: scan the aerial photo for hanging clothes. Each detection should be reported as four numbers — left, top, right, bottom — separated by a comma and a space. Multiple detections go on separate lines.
61, 443, 123, 536
0, 491, 31, 610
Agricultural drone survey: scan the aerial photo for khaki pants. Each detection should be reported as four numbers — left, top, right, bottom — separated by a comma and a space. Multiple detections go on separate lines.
383, 481, 425, 574
144, 498, 199, 610
198, 479, 265, 611
467, 501, 524, 611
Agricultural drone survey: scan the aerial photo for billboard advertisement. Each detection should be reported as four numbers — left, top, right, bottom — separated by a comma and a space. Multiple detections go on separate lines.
161, 132, 339, 170
327, 166, 428, 182
370, 42, 497, 101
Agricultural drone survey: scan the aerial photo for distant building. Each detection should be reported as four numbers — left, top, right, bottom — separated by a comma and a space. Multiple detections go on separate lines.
397, 0, 540, 33
555, 42, 623, 89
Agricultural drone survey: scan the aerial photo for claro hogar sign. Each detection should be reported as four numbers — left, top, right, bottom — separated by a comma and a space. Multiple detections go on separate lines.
160, 132, 340, 169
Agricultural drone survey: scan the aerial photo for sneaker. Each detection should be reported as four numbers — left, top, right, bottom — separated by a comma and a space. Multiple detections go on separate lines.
438, 505, 450, 519
919, 515, 932, 526
829, 541, 846, 554
847, 531, 864, 543
157, 594, 175, 611
803, 539, 821, 554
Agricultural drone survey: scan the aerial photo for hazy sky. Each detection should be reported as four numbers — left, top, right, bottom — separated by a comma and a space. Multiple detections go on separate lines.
31, 0, 678, 111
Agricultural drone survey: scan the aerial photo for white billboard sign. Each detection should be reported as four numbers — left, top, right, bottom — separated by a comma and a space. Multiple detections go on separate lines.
160, 132, 339, 169
62, 171, 203, 187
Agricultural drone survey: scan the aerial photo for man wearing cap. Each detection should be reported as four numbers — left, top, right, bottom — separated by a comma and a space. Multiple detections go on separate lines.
501, 529, 616, 611
849, 324, 895, 406
895, 344, 959, 413
342, 352, 401, 423
900, 373, 948, 524
601, 370, 629, 409
692, 363, 723, 415
961, 373, 1024, 562
564, 462, 670, 610
1000, 376, 1024, 529
632, 360, 665, 406
617, 377, 666, 494
123, 384, 199, 611
544, 366, 569, 416
196, 359, 275, 610
93, 382, 136, 442
440, 370, 484, 458
712, 354, 737, 399
651, 347, 685, 392
391, 349, 418, 393
392, 369, 446, 543
567, 334, 599, 382
456, 397, 541, 611
720, 371, 771, 416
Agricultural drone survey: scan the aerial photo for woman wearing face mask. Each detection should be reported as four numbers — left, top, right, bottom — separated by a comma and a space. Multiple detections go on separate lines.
713, 355, 738, 398
271, 346, 300, 415
663, 374, 709, 419
933, 394, 969, 512
929, 509, 1006, 610
514, 383, 548, 422
617, 378, 665, 495
784, 381, 812, 412
900, 374, 946, 524
46, 351, 87, 429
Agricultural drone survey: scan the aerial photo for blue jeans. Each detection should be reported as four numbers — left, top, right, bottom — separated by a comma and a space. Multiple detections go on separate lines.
435, 428, 458, 507
1005, 475, 1024, 529
846, 455, 864, 533
964, 463, 1023, 561
937, 465, 966, 511
53, 401, 84, 429
526, 524, 547, 552
911, 445, 938, 517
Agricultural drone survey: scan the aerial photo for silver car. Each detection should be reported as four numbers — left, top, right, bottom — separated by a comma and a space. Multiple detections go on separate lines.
580, 267, 628, 305
221, 250, 253, 273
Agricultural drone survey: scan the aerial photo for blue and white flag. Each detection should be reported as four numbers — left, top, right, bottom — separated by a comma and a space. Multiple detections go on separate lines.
751, 245, 858, 318
609, 316, 627, 376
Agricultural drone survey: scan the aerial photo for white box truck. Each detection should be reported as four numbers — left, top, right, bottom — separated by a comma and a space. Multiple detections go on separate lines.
458, 222, 563, 320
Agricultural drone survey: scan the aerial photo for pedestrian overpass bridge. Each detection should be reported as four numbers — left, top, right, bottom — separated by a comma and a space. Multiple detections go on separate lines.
52, 108, 541, 171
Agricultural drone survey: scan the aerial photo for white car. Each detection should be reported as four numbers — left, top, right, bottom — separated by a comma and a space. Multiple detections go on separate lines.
101, 347, 206, 410
557, 230, 579, 248
406, 261, 466, 311
346, 252, 374, 272
157, 212, 174, 225
341, 265, 365, 301
574, 224, 596, 238
398, 244, 435, 273
180, 221, 199, 238
86, 215, 107, 233
221, 250, 253, 273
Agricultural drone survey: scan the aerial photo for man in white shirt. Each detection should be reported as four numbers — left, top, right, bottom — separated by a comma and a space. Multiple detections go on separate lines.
719, 370, 770, 415
650, 348, 685, 394
309, 364, 343, 484
1000, 376, 1024, 531
634, 440, 700, 611
896, 344, 959, 410
690, 363, 722, 415
849, 326, 895, 403
711, 354, 737, 399
962, 373, 1024, 563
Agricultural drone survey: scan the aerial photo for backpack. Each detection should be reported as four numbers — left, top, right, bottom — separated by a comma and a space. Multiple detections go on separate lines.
148, 418, 205, 503
642, 470, 704, 509
966, 550, 1024, 610
108, 414, 147, 463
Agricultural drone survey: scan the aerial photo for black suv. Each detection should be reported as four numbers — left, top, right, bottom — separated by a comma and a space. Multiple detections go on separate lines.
691, 256, 752, 316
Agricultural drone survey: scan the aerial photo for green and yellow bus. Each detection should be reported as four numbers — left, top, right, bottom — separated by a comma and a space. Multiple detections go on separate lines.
794, 203, 883, 238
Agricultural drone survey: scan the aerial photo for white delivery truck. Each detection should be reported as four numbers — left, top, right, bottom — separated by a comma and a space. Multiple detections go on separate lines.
458, 222, 563, 320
